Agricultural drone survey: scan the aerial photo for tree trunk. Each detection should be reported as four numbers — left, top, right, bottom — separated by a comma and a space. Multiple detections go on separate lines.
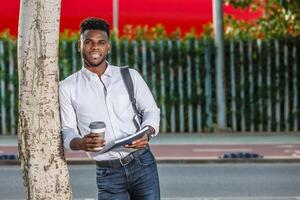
17, 0, 72, 199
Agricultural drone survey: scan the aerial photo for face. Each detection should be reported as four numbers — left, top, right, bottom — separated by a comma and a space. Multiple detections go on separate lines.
79, 30, 110, 68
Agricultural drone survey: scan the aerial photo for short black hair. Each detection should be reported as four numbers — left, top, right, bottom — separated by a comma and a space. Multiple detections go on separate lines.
80, 17, 110, 37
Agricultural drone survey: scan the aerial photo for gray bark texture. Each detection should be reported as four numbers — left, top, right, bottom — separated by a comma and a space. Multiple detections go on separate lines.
17, 0, 72, 199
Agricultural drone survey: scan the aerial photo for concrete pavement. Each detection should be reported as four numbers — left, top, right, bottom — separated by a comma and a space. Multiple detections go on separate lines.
1, 133, 300, 164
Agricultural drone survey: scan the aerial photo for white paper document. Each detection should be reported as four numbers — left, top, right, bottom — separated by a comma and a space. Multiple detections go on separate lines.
97, 126, 150, 154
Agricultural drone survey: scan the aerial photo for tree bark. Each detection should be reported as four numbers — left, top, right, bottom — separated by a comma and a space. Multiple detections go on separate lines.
17, 0, 72, 199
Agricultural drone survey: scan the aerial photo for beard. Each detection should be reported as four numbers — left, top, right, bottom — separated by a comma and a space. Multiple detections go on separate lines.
82, 52, 107, 68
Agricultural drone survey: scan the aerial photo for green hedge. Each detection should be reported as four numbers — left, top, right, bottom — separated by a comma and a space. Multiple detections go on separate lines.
0, 36, 300, 134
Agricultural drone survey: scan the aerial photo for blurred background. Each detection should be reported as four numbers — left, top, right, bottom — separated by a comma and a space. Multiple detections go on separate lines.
0, 0, 299, 135
1, 0, 261, 36
1, 1, 300, 199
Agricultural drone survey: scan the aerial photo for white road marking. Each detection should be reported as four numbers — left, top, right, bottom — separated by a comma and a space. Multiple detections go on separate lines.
193, 149, 253, 152
73, 199, 96, 200
10, 197, 300, 200
162, 197, 300, 200
277, 145, 295, 148
291, 153, 300, 158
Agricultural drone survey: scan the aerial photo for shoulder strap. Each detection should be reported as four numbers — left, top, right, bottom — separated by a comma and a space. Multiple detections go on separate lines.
120, 67, 142, 130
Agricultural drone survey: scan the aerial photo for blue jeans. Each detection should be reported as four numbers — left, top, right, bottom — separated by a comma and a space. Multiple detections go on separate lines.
96, 148, 160, 200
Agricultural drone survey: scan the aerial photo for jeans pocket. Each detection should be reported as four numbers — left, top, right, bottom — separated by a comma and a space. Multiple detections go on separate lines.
96, 167, 110, 178
137, 150, 155, 166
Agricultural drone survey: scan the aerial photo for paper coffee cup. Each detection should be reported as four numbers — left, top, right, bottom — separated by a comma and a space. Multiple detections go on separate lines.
89, 121, 106, 151
90, 128, 105, 136
89, 121, 106, 138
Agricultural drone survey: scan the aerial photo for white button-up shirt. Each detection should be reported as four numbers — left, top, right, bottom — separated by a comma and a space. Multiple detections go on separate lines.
59, 64, 160, 161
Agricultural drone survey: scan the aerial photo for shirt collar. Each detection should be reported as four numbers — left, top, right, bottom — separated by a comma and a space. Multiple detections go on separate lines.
103, 63, 113, 77
81, 62, 113, 80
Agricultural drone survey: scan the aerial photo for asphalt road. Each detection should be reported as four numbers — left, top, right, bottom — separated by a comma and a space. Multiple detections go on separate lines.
1, 163, 300, 200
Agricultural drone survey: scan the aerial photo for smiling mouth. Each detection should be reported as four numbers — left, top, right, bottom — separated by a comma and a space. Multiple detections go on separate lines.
90, 52, 101, 59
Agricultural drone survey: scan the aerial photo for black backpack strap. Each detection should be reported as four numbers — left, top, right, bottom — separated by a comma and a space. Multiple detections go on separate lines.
120, 67, 142, 131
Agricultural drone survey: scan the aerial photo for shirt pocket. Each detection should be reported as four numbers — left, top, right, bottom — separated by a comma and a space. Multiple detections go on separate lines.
113, 94, 137, 133
115, 94, 132, 114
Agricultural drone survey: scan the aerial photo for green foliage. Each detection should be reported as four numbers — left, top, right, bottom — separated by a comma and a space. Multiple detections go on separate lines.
226, 0, 255, 9
0, 29, 16, 41
60, 29, 79, 41
120, 24, 167, 41
222, 0, 300, 39
1, 21, 300, 133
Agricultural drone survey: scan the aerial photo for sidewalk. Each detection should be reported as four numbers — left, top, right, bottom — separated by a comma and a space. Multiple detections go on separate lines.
1, 133, 300, 164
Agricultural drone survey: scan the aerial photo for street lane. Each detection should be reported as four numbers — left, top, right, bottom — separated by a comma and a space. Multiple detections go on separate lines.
2, 143, 300, 161
1, 163, 300, 199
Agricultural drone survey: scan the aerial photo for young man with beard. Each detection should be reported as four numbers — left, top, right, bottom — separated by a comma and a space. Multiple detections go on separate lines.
59, 17, 161, 199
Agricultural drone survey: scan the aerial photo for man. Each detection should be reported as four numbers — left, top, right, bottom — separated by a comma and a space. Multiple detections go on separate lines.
59, 17, 161, 199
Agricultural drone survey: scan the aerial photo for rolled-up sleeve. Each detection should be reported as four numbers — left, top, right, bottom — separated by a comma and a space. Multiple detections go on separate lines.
130, 69, 160, 136
59, 82, 81, 150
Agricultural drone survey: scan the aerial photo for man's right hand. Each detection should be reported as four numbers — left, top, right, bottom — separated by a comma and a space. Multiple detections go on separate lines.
70, 133, 106, 152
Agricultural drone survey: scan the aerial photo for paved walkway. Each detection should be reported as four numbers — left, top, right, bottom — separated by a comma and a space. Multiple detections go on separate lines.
1, 133, 300, 164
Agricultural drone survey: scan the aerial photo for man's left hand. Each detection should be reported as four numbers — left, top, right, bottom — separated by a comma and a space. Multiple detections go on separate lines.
125, 134, 148, 149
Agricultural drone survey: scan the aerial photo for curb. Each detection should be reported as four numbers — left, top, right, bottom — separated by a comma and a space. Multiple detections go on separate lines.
1, 157, 300, 166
